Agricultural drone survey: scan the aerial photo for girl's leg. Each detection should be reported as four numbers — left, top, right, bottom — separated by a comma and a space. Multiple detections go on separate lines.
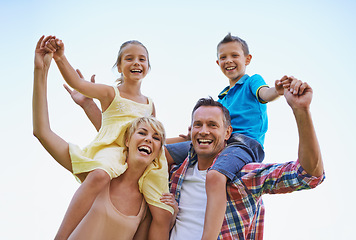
55, 169, 110, 240
202, 170, 227, 240
147, 205, 172, 240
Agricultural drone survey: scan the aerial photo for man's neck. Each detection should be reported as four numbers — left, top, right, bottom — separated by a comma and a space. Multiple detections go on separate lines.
196, 156, 217, 171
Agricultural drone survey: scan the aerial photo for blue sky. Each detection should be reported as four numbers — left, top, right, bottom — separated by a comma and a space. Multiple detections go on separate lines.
1, 0, 355, 239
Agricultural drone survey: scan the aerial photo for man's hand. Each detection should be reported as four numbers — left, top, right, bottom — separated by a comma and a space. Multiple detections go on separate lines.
284, 77, 312, 111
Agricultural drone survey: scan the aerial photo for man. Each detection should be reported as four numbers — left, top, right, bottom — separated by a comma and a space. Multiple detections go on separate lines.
67, 74, 324, 239
168, 78, 324, 240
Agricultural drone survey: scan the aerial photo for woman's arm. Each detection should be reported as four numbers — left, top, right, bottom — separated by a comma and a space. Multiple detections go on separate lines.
32, 36, 73, 172
63, 69, 102, 131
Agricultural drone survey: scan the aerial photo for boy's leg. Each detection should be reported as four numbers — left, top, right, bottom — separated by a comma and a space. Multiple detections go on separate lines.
147, 205, 172, 240
165, 141, 191, 166
226, 133, 265, 164
202, 170, 227, 240
55, 169, 110, 240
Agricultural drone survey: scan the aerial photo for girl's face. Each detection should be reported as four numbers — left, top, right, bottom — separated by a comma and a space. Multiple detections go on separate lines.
117, 44, 149, 82
126, 122, 162, 167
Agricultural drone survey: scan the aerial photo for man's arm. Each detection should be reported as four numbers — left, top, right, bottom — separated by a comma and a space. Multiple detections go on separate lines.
240, 78, 323, 195
285, 78, 323, 176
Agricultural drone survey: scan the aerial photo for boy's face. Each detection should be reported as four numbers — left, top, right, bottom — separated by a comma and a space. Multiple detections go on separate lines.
216, 41, 252, 84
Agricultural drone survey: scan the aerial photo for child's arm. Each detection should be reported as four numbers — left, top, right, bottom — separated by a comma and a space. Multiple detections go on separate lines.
258, 75, 291, 102
44, 37, 114, 111
147, 205, 172, 240
64, 69, 102, 131
33, 36, 73, 172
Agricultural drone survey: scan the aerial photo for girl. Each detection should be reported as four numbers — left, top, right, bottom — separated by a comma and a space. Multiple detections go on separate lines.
39, 36, 173, 239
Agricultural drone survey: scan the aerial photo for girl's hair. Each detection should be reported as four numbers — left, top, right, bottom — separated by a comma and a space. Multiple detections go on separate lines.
124, 116, 166, 147
113, 40, 151, 85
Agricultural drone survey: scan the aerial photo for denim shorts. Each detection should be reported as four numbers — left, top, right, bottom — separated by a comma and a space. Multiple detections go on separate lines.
211, 133, 265, 181
165, 141, 191, 165
166, 133, 264, 181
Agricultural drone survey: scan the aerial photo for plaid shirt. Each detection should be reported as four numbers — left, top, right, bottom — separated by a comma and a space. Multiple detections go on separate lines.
169, 149, 325, 240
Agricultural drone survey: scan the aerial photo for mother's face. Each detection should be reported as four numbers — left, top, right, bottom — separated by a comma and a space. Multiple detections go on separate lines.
125, 122, 163, 166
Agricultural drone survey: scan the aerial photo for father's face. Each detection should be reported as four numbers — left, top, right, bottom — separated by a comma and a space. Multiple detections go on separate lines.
191, 106, 231, 162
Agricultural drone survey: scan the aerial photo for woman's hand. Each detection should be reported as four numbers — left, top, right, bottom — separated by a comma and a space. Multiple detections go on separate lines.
160, 193, 178, 214
34, 35, 54, 71
63, 69, 96, 108
160, 193, 178, 229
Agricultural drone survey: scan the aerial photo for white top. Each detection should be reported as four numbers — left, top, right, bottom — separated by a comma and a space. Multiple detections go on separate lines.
170, 163, 207, 240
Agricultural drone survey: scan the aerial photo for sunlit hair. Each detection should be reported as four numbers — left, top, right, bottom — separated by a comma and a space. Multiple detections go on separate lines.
124, 116, 166, 147
192, 97, 231, 128
217, 32, 250, 56
112, 40, 151, 85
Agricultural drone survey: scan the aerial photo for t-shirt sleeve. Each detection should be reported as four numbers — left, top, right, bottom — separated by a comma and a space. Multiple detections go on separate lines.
249, 74, 268, 103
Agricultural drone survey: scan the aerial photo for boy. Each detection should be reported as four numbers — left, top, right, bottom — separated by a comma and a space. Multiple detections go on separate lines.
166, 33, 289, 239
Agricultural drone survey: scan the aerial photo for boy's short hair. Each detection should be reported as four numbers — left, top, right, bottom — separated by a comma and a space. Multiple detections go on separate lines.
192, 97, 231, 128
217, 33, 250, 56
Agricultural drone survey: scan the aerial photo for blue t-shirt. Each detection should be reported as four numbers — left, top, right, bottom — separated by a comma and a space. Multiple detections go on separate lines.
218, 74, 268, 146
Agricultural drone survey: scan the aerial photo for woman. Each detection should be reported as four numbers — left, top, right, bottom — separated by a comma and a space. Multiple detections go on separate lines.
32, 36, 177, 239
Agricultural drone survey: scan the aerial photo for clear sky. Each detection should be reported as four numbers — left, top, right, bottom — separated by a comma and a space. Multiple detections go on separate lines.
1, 0, 355, 239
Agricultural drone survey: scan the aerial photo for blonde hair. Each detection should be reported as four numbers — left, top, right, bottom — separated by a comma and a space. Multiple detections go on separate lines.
124, 116, 166, 147
113, 40, 151, 85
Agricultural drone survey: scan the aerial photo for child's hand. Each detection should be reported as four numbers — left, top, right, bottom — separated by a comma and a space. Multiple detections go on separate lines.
63, 69, 96, 107
275, 75, 291, 95
42, 37, 65, 61
160, 193, 179, 215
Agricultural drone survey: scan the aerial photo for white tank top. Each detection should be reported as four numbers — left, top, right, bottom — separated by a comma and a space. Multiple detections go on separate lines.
170, 163, 207, 240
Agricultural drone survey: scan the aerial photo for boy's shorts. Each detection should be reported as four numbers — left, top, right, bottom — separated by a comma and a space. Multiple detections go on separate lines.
165, 133, 264, 181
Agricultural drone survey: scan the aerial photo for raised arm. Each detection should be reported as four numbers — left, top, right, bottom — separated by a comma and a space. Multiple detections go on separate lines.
284, 78, 323, 177
258, 75, 292, 102
33, 36, 73, 172
44, 37, 114, 111
64, 69, 102, 131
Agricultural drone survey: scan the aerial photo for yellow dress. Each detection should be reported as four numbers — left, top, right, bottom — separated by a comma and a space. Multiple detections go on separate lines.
69, 86, 173, 214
